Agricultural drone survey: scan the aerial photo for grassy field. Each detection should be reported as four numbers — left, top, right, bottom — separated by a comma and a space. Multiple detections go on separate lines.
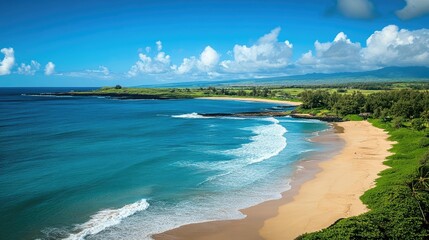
73, 82, 429, 102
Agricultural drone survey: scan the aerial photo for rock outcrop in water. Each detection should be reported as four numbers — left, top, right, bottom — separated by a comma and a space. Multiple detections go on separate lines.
201, 112, 343, 122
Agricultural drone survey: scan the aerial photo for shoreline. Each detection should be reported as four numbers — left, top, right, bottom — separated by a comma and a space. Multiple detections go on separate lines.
153, 121, 393, 240
153, 123, 343, 240
260, 121, 393, 239
197, 97, 302, 106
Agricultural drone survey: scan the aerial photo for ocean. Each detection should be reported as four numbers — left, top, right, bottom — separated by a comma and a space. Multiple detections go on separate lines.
0, 88, 332, 240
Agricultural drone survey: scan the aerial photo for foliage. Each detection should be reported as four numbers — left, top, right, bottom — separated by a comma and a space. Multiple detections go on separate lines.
392, 117, 405, 129
72, 83, 429, 239
298, 89, 429, 125
342, 114, 364, 121
73, 86, 302, 102
420, 138, 429, 148
412, 118, 427, 131
300, 121, 429, 239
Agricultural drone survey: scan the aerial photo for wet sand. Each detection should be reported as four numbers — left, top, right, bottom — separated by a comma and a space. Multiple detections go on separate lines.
153, 121, 393, 240
260, 121, 393, 239
153, 123, 342, 240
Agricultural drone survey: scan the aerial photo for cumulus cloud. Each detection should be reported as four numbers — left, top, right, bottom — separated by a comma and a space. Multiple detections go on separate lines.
44, 62, 55, 75
396, 0, 429, 19
129, 41, 220, 78
176, 46, 220, 74
298, 25, 429, 73
129, 25, 429, 79
176, 57, 198, 75
156, 41, 163, 51
17, 60, 41, 75
297, 32, 362, 72
128, 43, 172, 76
336, 0, 375, 19
220, 27, 293, 73
0, 48, 15, 76
362, 25, 429, 66
199, 46, 219, 68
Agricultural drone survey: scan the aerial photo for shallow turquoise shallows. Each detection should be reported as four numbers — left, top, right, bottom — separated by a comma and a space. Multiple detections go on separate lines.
0, 88, 331, 240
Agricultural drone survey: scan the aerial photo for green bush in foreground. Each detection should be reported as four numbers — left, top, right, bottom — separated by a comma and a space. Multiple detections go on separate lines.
299, 120, 429, 239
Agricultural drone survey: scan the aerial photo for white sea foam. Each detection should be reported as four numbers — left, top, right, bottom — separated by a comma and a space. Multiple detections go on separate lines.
279, 119, 321, 124
220, 116, 245, 120
222, 117, 287, 164
73, 117, 326, 240
63, 199, 149, 240
174, 117, 288, 187
297, 165, 305, 171
90, 179, 293, 240
171, 112, 210, 119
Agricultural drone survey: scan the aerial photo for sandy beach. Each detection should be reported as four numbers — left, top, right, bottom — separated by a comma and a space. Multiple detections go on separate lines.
197, 97, 302, 106
154, 121, 393, 240
260, 121, 394, 239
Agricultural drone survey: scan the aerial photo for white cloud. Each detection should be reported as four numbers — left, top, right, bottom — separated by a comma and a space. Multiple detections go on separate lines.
44, 62, 55, 76
85, 66, 110, 76
396, 0, 429, 19
298, 25, 429, 73
156, 41, 162, 51
337, 0, 375, 19
297, 32, 362, 72
127, 25, 429, 80
128, 52, 171, 76
0, 48, 15, 76
362, 25, 429, 66
199, 46, 219, 68
63, 66, 112, 79
17, 60, 41, 75
176, 57, 198, 75
175, 46, 220, 74
128, 41, 174, 77
220, 27, 293, 73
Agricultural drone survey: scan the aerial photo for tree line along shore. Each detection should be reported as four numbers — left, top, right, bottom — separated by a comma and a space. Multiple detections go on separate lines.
294, 88, 429, 239
56, 82, 429, 239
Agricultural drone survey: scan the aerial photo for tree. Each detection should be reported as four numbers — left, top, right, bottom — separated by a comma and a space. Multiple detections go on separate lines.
115, 85, 122, 89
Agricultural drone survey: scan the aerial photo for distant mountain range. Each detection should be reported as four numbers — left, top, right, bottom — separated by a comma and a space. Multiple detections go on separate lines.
139, 66, 429, 88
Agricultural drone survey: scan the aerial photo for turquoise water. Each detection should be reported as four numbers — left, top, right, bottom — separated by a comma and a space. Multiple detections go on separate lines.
0, 88, 331, 240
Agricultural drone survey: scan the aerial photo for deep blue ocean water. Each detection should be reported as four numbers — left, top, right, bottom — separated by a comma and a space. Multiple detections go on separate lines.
0, 88, 332, 240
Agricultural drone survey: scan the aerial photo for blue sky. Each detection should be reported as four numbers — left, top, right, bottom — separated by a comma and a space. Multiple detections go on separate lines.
1, 0, 429, 86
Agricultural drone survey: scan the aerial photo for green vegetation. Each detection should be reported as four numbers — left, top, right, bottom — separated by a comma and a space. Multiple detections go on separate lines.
73, 81, 429, 102
296, 88, 429, 239
67, 81, 429, 104
72, 82, 429, 238
74, 86, 302, 101
300, 121, 429, 239
288, 81, 429, 91
297, 89, 429, 125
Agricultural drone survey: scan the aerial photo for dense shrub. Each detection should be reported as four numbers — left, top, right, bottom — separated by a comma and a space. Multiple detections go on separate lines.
299, 90, 429, 123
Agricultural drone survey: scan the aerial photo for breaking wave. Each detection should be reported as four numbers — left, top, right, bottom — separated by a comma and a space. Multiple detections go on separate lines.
63, 199, 149, 240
